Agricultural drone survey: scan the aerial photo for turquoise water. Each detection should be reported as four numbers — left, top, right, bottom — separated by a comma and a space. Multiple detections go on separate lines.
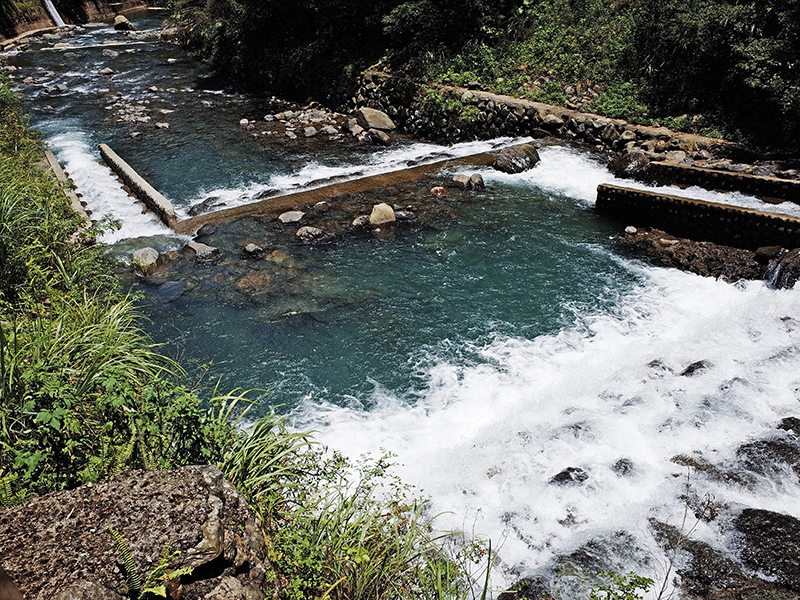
10, 13, 800, 593
139, 173, 634, 408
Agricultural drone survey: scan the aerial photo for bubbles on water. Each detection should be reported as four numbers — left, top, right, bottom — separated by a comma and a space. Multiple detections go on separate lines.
292, 265, 800, 587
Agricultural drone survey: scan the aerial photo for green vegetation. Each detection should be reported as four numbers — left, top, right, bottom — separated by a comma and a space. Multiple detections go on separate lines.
168, 0, 799, 147
588, 571, 654, 600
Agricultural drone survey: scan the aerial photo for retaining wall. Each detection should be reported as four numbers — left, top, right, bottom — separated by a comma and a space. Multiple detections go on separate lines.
352, 72, 746, 158
596, 184, 800, 250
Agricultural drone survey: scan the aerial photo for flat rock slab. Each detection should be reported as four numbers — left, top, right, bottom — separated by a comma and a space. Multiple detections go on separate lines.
0, 466, 267, 600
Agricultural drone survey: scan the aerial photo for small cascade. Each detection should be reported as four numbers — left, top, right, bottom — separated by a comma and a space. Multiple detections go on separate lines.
42, 0, 66, 27
765, 248, 800, 289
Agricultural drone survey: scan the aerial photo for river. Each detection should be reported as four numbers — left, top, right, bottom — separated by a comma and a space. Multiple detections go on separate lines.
5, 10, 800, 596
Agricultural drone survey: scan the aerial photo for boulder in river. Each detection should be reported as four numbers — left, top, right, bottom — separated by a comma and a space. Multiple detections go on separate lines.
549, 466, 588, 486
369, 203, 396, 226
493, 143, 541, 174
131, 247, 161, 276
113, 15, 136, 31
296, 226, 325, 242
356, 107, 395, 131
452, 174, 471, 188
736, 508, 800, 592
279, 210, 305, 223
183, 241, 220, 262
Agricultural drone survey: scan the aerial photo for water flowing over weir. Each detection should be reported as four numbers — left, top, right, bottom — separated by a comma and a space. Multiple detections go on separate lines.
7, 12, 800, 596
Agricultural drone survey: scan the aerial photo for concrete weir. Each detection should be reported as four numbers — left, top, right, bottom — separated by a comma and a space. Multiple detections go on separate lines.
596, 184, 800, 250
44, 150, 90, 223
173, 152, 496, 235
99, 144, 179, 229
645, 161, 800, 204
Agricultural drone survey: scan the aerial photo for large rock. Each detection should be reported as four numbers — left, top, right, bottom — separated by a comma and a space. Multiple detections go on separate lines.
493, 143, 541, 174
608, 147, 650, 178
113, 15, 136, 31
131, 247, 161, 276
736, 508, 800, 591
355, 107, 395, 131
768, 248, 800, 289
183, 241, 220, 261
369, 203, 396, 226
0, 466, 268, 600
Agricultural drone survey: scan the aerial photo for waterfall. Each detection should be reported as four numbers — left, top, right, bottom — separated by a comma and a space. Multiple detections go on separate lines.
42, 0, 66, 27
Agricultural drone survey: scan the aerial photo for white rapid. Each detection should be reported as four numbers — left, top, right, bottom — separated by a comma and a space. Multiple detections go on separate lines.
288, 147, 800, 595
47, 129, 177, 245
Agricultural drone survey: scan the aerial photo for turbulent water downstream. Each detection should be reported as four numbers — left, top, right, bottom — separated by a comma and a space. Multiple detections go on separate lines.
6, 11, 800, 596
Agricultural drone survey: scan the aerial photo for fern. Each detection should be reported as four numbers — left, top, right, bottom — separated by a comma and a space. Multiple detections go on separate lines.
0, 469, 32, 507
107, 532, 192, 600
109, 528, 142, 599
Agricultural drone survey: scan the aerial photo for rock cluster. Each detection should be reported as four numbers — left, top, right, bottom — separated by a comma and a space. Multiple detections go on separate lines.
248, 104, 398, 146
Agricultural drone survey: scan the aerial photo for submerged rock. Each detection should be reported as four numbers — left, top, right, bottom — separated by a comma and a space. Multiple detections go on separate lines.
493, 143, 541, 174
144, 279, 189, 303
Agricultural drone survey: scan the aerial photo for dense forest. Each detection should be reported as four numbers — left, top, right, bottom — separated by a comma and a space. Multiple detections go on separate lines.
168, 0, 800, 148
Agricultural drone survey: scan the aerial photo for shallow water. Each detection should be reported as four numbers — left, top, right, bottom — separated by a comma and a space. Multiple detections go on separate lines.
8, 12, 800, 595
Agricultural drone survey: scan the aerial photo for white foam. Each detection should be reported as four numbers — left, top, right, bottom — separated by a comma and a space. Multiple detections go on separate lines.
292, 227, 800, 592
48, 130, 175, 244
188, 138, 522, 211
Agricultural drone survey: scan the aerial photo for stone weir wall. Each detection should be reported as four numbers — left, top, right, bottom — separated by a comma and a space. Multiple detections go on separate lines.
351, 71, 747, 160
644, 161, 800, 204
596, 184, 800, 250
0, 0, 150, 41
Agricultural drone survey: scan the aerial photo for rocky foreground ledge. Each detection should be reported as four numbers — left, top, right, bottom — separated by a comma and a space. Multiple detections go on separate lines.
0, 466, 269, 600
